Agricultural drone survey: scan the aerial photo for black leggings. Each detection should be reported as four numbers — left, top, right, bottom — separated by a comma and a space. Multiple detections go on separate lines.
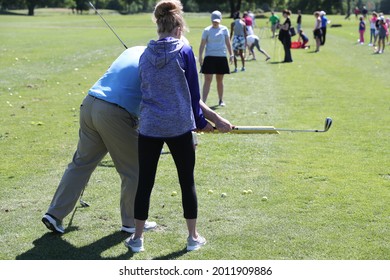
134, 131, 197, 220
282, 36, 292, 62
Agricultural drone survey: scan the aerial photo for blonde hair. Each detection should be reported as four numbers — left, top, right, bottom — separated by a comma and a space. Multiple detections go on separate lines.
153, 0, 187, 34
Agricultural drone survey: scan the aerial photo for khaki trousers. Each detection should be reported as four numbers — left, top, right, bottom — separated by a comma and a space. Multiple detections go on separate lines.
47, 95, 139, 227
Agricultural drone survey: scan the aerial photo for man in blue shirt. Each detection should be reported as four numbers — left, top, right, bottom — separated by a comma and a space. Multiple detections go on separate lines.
42, 46, 232, 234
320, 11, 328, 45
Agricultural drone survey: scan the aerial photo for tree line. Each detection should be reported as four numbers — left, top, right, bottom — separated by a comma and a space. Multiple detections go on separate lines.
0, 0, 388, 17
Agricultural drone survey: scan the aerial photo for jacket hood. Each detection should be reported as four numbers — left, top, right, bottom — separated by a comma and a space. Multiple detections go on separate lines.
144, 37, 184, 69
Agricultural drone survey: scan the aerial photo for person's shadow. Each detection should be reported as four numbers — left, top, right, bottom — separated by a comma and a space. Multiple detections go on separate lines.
16, 231, 131, 260
16, 207, 188, 260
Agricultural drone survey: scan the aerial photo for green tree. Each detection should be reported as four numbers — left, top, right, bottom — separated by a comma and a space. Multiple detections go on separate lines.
0, 0, 26, 11
26, 0, 46, 15
286, 0, 345, 14
379, 0, 390, 13
0, 0, 66, 15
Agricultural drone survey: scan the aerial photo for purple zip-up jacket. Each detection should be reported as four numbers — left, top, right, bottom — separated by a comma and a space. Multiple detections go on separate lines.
138, 37, 208, 137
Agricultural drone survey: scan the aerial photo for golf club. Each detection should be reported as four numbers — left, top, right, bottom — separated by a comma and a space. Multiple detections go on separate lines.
79, 187, 90, 207
274, 117, 332, 133
214, 117, 332, 134
88, 1, 128, 49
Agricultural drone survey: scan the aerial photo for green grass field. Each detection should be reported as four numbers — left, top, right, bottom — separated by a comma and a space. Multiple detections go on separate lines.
0, 9, 389, 261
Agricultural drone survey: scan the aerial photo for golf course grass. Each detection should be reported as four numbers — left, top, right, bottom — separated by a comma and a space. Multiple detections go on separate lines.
0, 8, 389, 261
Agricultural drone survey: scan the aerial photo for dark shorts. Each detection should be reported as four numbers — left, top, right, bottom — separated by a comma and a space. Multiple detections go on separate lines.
200, 56, 230, 74
313, 29, 322, 39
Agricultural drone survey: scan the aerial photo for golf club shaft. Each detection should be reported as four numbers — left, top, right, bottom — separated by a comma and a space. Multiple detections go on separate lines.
79, 186, 90, 207
275, 128, 326, 132
89, 2, 128, 49
213, 126, 323, 134
213, 117, 332, 134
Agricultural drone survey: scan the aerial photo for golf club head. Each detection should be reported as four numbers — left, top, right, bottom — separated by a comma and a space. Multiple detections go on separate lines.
324, 117, 332, 132
80, 199, 90, 207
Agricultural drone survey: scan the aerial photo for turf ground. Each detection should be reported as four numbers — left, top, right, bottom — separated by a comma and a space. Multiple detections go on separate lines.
0, 9, 389, 264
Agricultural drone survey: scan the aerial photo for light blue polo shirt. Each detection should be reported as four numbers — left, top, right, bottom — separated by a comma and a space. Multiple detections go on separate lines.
88, 46, 146, 117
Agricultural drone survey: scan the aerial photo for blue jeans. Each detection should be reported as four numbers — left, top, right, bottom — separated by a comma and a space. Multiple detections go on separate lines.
370, 28, 376, 43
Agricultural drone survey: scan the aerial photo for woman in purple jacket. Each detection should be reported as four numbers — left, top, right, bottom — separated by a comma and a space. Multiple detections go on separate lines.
125, 0, 213, 253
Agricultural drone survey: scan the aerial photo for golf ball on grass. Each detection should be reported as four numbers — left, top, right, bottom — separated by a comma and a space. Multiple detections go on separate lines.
207, 189, 214, 194
261, 196, 268, 201
220, 193, 227, 198
171, 191, 177, 197
242, 189, 253, 195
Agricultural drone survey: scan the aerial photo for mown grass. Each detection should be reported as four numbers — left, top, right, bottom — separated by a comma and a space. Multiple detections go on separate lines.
0, 9, 389, 260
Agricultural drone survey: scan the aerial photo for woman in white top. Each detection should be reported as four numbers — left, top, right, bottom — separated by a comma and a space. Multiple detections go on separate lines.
313, 11, 322, 52
199, 10, 233, 107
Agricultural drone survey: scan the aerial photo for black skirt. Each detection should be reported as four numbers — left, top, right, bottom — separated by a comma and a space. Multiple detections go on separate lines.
200, 56, 230, 74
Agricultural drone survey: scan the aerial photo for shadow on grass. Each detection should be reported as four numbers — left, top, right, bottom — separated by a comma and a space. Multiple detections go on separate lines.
0, 11, 27, 16
153, 248, 188, 260
209, 105, 220, 110
268, 61, 286, 64
16, 230, 189, 260
16, 205, 133, 260
16, 231, 134, 260
16, 206, 190, 260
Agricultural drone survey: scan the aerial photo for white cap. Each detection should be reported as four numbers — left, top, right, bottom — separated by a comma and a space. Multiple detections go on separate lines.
211, 10, 222, 22
320, 11, 326, 15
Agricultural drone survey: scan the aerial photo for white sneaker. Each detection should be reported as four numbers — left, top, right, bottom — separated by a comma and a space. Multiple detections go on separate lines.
121, 220, 157, 233
124, 234, 144, 253
187, 235, 207, 251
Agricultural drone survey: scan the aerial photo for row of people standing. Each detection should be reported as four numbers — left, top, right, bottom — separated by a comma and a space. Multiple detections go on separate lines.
359, 12, 390, 53
274, 10, 329, 62
362, 12, 389, 54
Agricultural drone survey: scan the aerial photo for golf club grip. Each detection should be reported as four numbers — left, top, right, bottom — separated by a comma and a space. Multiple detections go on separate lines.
213, 126, 279, 134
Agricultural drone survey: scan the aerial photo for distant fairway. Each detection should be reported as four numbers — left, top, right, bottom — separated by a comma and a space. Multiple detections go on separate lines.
0, 9, 389, 261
